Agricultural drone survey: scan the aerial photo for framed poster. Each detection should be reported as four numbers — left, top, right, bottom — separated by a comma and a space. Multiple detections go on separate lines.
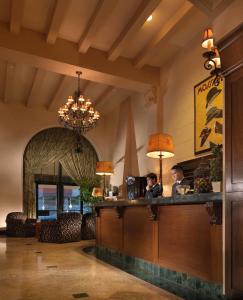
194, 76, 223, 155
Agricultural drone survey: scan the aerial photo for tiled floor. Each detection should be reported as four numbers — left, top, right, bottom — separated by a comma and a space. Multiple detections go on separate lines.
0, 236, 181, 300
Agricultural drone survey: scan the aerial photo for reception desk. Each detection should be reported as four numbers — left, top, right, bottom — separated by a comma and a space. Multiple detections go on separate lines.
95, 193, 223, 300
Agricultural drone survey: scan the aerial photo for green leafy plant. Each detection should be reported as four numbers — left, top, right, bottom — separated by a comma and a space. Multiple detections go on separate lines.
210, 145, 223, 182
79, 176, 102, 205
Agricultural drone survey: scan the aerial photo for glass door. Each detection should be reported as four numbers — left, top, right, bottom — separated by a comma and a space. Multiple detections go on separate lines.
63, 185, 92, 214
37, 184, 58, 220
63, 185, 81, 212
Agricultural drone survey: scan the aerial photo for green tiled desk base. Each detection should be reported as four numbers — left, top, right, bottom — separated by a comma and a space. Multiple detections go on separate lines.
96, 246, 226, 300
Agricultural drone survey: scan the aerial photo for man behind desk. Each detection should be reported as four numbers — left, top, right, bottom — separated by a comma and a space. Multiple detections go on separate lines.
171, 165, 190, 196
145, 173, 162, 199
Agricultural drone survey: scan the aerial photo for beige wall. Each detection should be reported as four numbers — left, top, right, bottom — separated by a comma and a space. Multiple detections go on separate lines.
0, 102, 106, 228
161, 37, 209, 196
109, 94, 157, 192
108, 37, 209, 197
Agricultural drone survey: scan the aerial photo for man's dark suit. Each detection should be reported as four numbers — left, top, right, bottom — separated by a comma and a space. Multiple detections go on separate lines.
172, 178, 191, 196
145, 183, 162, 199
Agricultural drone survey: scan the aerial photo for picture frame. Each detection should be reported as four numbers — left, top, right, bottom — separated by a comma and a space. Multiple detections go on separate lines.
194, 76, 223, 155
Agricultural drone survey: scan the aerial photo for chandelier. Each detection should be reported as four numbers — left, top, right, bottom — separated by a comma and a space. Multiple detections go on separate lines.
58, 71, 100, 135
201, 28, 223, 86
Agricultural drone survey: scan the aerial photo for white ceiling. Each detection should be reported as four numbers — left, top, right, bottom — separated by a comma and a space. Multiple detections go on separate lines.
0, 0, 231, 113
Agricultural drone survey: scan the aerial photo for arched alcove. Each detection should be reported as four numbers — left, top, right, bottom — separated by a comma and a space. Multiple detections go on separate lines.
23, 127, 98, 218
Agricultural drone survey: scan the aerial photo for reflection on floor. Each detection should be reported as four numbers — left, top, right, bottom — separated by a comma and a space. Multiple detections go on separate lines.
0, 236, 182, 300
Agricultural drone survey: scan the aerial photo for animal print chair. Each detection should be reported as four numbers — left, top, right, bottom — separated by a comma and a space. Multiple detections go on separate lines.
39, 212, 82, 243
6, 212, 36, 237
81, 213, 96, 240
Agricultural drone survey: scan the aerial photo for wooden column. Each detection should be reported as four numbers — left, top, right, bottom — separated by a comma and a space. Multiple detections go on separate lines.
219, 23, 243, 299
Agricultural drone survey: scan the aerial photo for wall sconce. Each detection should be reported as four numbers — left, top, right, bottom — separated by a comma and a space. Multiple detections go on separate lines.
202, 28, 222, 86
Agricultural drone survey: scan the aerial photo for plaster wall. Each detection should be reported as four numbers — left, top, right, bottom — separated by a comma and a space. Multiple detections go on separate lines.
0, 102, 106, 228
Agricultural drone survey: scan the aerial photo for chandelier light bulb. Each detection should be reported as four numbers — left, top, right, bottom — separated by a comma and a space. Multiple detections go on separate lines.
63, 105, 68, 112
79, 95, 85, 102
94, 111, 100, 119
81, 105, 86, 112
86, 98, 91, 106
72, 103, 78, 111
67, 96, 74, 103
89, 107, 94, 114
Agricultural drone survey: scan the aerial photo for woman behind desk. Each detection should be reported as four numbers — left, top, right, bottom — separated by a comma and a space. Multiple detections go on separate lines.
145, 173, 162, 199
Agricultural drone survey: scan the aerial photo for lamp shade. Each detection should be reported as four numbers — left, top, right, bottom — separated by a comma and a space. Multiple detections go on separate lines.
202, 28, 214, 50
96, 161, 113, 175
92, 187, 103, 197
146, 133, 174, 159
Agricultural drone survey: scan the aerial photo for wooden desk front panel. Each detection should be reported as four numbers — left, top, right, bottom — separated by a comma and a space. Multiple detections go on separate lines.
158, 204, 222, 283
123, 206, 154, 262
96, 203, 222, 284
99, 208, 123, 251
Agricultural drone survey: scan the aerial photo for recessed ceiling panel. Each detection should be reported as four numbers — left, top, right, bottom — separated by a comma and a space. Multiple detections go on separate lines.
59, 0, 99, 43
35, 71, 62, 108
91, 0, 141, 51
23, 0, 56, 33
12, 63, 36, 104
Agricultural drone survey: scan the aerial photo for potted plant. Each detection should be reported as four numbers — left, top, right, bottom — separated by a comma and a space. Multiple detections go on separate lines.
79, 177, 102, 213
210, 145, 223, 192
79, 177, 102, 240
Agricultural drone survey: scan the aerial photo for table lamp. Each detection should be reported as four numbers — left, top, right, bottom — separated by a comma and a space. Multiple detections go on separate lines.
146, 133, 174, 185
96, 161, 114, 197
92, 187, 103, 198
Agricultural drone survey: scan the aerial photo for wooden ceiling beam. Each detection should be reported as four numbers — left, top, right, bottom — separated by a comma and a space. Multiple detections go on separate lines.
78, 0, 117, 54
134, 2, 193, 69
187, 0, 212, 16
212, 0, 234, 18
10, 0, 25, 34
26, 69, 46, 107
3, 62, 15, 103
188, 0, 233, 18
0, 22, 158, 92
108, 0, 161, 62
46, 0, 71, 44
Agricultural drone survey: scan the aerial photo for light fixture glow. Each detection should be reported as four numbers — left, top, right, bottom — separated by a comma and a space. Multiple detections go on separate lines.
58, 71, 100, 135
201, 28, 223, 86
147, 15, 153, 22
